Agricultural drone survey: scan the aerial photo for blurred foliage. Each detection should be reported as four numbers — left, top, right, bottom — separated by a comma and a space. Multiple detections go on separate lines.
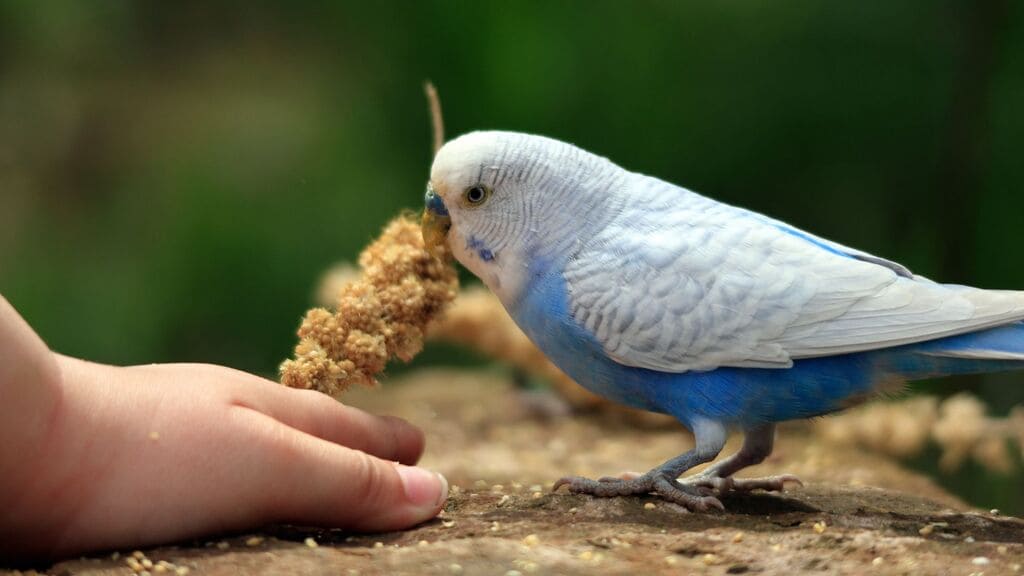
0, 2, 1022, 511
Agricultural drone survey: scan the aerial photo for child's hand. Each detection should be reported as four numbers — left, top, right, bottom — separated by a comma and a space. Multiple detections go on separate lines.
0, 297, 447, 560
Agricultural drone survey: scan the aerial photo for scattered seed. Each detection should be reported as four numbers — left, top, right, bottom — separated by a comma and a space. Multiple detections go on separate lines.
965, 536, 976, 543
569, 507, 578, 514
492, 484, 505, 492
770, 544, 782, 552
643, 502, 656, 510
664, 555, 678, 566
532, 491, 543, 499
732, 532, 745, 543
174, 568, 190, 576
972, 557, 991, 566
449, 564, 463, 574
579, 550, 594, 561
498, 494, 511, 506
215, 541, 229, 551
529, 484, 543, 492
998, 545, 1009, 555
373, 542, 384, 548
813, 521, 827, 534
304, 537, 318, 548
872, 557, 884, 566
702, 554, 718, 566
522, 534, 540, 547
505, 571, 522, 576
148, 431, 160, 441
418, 540, 430, 547
990, 509, 1001, 516
442, 520, 456, 528
919, 524, 935, 536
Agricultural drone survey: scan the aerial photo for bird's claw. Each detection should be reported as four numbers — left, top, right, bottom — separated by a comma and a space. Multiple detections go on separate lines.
552, 472, 802, 511
552, 474, 725, 512
680, 473, 803, 495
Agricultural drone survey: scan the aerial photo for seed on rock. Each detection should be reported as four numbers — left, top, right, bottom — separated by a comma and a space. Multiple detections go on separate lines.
919, 524, 934, 536
304, 537, 318, 548
813, 521, 827, 534
643, 502, 656, 510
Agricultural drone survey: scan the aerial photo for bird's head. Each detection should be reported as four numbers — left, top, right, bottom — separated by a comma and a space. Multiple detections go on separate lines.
423, 131, 615, 304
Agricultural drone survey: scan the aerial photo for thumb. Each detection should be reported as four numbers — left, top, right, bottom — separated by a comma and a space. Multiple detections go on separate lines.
259, 426, 448, 531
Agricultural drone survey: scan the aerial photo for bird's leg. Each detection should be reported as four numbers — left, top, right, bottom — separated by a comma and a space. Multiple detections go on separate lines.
678, 423, 801, 495
553, 419, 729, 511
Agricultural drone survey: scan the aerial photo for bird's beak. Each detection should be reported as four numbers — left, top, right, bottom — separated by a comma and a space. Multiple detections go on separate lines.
422, 183, 451, 254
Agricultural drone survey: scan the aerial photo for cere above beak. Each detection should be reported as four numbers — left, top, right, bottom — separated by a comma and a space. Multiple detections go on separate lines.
422, 184, 452, 253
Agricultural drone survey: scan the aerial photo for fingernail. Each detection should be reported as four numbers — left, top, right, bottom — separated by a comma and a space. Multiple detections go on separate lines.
396, 465, 448, 510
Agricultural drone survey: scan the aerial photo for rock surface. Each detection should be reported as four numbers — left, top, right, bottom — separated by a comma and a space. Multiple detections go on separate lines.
18, 370, 1024, 575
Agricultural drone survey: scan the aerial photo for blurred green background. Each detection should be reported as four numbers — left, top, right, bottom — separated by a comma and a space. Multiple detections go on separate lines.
1, 1, 1022, 511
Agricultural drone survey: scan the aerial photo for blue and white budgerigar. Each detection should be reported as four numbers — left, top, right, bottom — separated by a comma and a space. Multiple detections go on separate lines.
421, 131, 1024, 511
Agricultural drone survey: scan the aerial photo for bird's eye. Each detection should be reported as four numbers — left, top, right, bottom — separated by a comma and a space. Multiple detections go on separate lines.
464, 185, 490, 206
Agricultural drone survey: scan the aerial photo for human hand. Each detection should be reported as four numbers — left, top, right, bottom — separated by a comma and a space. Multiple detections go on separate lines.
0, 298, 447, 560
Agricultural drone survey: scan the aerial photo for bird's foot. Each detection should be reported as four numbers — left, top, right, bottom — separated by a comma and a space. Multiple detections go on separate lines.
679, 473, 803, 496
552, 473, 726, 512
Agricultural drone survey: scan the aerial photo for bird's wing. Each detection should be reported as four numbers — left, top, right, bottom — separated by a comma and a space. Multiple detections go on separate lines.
563, 176, 1024, 372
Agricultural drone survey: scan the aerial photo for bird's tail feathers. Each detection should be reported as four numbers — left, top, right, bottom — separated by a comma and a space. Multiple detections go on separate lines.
917, 321, 1024, 362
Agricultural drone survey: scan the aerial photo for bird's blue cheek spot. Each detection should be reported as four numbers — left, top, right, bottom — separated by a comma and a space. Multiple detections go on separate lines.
466, 235, 496, 262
